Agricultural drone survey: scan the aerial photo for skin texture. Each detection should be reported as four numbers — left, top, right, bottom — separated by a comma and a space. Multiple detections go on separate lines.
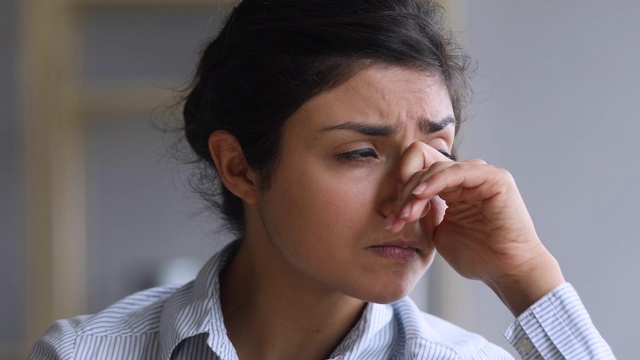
208, 65, 564, 360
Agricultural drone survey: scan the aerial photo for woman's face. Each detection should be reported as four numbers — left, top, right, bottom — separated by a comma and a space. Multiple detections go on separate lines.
254, 66, 455, 303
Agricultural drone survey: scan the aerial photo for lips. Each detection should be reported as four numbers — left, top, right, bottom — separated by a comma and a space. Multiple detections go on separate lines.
368, 240, 420, 262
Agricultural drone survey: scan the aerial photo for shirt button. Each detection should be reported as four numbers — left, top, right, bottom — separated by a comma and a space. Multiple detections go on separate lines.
516, 336, 534, 357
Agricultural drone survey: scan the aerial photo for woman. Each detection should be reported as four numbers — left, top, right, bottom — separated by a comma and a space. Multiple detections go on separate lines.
30, 1, 615, 359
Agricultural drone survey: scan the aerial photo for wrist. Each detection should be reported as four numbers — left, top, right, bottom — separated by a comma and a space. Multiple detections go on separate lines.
486, 251, 565, 317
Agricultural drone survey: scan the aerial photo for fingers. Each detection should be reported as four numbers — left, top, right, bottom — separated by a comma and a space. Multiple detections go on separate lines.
412, 162, 510, 204
397, 142, 450, 185
385, 145, 507, 233
465, 158, 488, 165
385, 144, 453, 232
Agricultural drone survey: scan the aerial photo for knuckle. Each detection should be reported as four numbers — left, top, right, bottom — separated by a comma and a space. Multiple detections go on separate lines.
408, 141, 428, 151
495, 167, 515, 182
466, 158, 487, 165
398, 143, 433, 178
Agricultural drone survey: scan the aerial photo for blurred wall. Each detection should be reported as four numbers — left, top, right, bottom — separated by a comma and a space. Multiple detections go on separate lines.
452, 1, 639, 357
0, 0, 25, 357
79, 6, 231, 314
4, 4, 233, 358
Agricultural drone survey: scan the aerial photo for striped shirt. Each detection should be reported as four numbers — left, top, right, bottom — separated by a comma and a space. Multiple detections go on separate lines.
29, 243, 615, 359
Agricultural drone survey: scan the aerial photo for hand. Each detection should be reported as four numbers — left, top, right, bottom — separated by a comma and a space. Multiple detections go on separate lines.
385, 142, 565, 316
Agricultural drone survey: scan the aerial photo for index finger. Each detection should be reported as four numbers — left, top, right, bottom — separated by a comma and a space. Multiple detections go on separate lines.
397, 142, 451, 185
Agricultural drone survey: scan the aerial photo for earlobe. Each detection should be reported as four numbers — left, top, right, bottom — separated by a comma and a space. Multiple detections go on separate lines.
208, 131, 259, 204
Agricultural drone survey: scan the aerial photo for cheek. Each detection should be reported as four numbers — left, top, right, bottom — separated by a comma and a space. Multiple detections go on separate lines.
295, 172, 374, 225
268, 164, 381, 237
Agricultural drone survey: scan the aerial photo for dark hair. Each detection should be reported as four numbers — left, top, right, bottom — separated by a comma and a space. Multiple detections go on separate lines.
183, 0, 472, 235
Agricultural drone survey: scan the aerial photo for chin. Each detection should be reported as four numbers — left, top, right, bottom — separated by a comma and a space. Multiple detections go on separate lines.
356, 276, 420, 304
361, 260, 433, 304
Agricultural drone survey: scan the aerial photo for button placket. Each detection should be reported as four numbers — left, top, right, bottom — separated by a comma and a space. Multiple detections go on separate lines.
516, 336, 534, 357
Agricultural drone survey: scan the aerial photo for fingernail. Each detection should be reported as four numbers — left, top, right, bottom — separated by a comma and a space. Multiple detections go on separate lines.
419, 201, 432, 219
400, 203, 411, 219
384, 214, 395, 230
412, 182, 428, 195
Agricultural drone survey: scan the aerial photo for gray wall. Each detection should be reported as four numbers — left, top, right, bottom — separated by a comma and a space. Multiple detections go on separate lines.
456, 1, 639, 357
0, 0, 24, 355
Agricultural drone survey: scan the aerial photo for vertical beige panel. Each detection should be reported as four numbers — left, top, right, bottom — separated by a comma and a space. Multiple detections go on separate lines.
22, 0, 87, 351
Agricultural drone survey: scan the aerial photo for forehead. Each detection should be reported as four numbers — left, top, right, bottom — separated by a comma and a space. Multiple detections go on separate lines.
288, 65, 454, 131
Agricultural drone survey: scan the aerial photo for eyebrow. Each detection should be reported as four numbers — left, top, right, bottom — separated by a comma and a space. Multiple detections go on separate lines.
419, 116, 456, 134
321, 116, 456, 136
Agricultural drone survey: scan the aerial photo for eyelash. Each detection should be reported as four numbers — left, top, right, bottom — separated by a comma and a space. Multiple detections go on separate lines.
338, 148, 457, 162
336, 148, 379, 161
438, 149, 458, 161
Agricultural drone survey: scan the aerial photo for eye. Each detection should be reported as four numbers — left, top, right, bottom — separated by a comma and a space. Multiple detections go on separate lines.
336, 148, 379, 161
438, 149, 457, 161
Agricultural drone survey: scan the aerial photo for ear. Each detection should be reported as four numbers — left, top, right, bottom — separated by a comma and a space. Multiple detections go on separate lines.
208, 131, 259, 205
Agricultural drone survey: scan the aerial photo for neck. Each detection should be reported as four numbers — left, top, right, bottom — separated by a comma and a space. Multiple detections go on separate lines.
220, 236, 366, 360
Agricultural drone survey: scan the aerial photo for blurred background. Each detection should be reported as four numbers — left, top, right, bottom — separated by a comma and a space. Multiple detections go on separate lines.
1, 0, 638, 358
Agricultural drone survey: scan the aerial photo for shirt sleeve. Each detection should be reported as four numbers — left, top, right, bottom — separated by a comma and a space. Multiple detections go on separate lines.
504, 283, 615, 360
28, 319, 77, 360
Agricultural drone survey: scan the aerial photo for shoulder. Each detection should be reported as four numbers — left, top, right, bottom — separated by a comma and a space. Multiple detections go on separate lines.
28, 285, 182, 360
391, 298, 513, 359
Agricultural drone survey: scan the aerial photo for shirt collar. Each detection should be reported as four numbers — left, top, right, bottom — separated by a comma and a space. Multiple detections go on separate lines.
158, 240, 240, 360
329, 301, 394, 359
157, 240, 398, 360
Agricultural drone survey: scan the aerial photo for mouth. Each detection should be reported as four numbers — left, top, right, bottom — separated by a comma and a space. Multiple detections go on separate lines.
368, 241, 420, 262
